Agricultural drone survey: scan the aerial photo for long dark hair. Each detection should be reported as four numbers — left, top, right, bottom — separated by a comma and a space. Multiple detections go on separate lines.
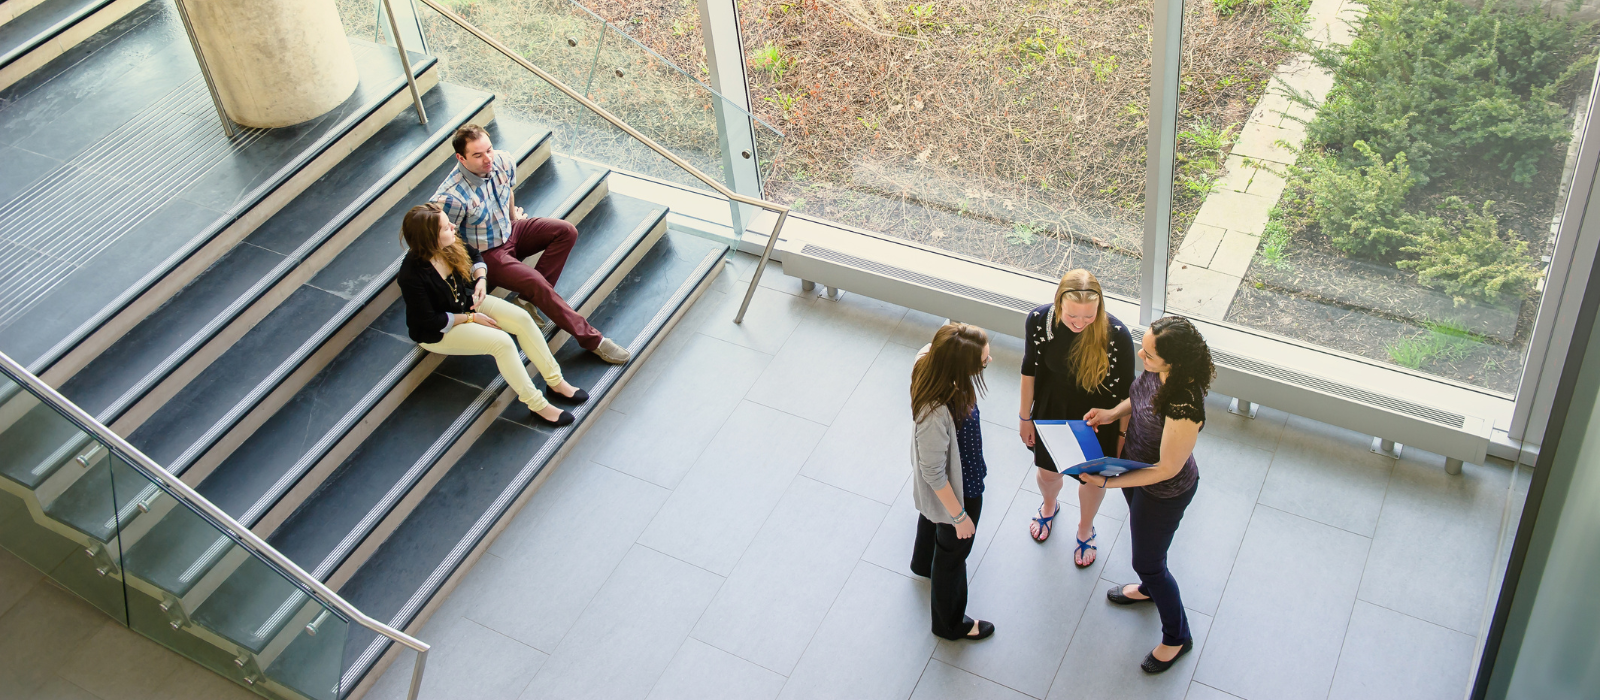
911, 323, 989, 422
401, 202, 473, 282
1148, 316, 1214, 415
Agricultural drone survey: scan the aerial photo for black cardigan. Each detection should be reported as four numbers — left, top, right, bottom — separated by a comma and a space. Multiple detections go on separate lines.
397, 247, 483, 344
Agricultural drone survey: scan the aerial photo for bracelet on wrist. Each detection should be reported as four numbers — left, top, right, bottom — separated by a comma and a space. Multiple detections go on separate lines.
952, 509, 968, 523
1019, 414, 1032, 421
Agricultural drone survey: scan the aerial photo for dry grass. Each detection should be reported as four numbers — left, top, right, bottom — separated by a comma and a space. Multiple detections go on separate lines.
338, 0, 1299, 286
586, 0, 1300, 279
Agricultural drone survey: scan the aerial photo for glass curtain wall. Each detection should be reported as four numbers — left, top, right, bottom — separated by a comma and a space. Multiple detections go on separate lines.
1166, 0, 1600, 394
343, 0, 1600, 401
338, 0, 783, 199
736, 0, 1158, 299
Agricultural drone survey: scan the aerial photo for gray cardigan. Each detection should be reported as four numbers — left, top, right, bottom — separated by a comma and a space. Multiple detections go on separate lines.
911, 404, 964, 524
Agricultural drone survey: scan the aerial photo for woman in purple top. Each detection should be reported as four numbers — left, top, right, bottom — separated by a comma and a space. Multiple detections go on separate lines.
1082, 316, 1212, 674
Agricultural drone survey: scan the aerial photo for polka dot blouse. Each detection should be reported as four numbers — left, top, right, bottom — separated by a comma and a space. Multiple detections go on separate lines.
954, 404, 987, 497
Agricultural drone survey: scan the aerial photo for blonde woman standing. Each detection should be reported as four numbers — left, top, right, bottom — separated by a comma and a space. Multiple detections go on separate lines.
1019, 270, 1135, 567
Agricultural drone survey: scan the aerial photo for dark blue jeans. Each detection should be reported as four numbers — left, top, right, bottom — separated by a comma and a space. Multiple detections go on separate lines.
1123, 481, 1197, 646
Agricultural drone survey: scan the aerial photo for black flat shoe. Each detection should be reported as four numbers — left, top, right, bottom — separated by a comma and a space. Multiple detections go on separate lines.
963, 619, 995, 641
1141, 639, 1193, 674
545, 387, 589, 405
531, 409, 575, 427
1107, 584, 1154, 605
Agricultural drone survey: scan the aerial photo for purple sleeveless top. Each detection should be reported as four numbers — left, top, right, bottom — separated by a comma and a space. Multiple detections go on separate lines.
1122, 371, 1203, 498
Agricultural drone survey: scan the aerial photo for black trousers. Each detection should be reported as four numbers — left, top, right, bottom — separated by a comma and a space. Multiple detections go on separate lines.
911, 496, 983, 639
1123, 481, 1198, 646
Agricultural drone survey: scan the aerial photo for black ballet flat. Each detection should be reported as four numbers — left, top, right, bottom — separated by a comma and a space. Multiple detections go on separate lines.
544, 386, 589, 405
1107, 584, 1154, 605
963, 619, 996, 641
532, 409, 575, 427
1140, 638, 1193, 674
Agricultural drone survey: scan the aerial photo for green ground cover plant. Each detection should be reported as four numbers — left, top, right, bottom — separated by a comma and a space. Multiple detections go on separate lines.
1276, 0, 1595, 304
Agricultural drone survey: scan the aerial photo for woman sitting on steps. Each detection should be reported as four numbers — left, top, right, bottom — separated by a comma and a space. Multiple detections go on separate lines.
396, 202, 588, 427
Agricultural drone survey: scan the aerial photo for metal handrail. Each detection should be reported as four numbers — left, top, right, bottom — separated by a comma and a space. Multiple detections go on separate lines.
0, 352, 431, 700
402, 0, 787, 323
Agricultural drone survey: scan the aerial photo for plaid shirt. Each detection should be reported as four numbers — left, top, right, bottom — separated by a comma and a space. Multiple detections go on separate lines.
430, 149, 517, 251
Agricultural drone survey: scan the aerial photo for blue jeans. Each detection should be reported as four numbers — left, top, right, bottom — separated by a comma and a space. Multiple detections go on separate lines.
1123, 480, 1197, 646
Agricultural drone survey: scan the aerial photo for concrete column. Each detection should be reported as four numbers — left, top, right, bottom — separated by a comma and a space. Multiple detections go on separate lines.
184, 0, 359, 128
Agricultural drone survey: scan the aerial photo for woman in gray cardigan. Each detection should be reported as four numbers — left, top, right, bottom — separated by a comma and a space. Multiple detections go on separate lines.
908, 323, 996, 641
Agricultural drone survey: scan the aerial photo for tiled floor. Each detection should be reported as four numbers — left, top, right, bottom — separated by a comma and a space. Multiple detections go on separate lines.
0, 547, 257, 700
361, 252, 1525, 700
1, 252, 1523, 700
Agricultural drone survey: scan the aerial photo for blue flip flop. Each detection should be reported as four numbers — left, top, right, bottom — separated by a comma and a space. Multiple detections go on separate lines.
1074, 527, 1098, 567
1031, 502, 1058, 543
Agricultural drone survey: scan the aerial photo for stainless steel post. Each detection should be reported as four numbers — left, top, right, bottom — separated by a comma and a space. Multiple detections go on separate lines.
381, 0, 429, 125
406, 648, 429, 700
735, 209, 788, 323
172, 0, 237, 138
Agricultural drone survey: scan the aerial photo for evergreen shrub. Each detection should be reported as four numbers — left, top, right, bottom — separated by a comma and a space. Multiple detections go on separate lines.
1290, 141, 1414, 259
1301, 0, 1593, 184
1398, 198, 1542, 304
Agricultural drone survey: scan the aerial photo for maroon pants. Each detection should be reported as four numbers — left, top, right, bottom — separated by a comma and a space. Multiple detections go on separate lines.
482, 217, 603, 351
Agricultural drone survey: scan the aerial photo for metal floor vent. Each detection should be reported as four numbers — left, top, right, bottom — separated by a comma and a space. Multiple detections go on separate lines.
800, 242, 1468, 431
801, 244, 1037, 313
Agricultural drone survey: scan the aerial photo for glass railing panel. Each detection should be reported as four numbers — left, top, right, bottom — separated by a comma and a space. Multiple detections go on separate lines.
0, 375, 128, 622
1165, 0, 1597, 393
0, 359, 354, 700
586, 21, 786, 197
410, 0, 784, 206
111, 464, 351, 699
584, 21, 725, 187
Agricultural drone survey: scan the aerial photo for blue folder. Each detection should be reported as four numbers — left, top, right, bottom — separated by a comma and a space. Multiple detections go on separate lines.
1032, 420, 1154, 476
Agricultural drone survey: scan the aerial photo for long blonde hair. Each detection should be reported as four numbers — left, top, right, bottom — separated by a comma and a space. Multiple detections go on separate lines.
910, 323, 988, 422
1053, 269, 1110, 392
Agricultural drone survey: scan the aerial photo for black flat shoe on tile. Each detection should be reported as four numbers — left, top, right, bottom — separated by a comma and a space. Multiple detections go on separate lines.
545, 386, 589, 405
1140, 639, 1193, 674
1107, 584, 1154, 605
532, 409, 575, 427
962, 620, 995, 641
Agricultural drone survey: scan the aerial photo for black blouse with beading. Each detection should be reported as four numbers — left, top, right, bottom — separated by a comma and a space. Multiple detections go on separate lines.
1021, 303, 1136, 471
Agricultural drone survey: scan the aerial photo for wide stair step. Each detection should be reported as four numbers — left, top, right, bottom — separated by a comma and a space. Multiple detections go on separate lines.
2, 33, 438, 378
0, 0, 139, 92
115, 119, 554, 604
59, 80, 490, 429
334, 230, 727, 692
263, 185, 663, 589
116, 86, 501, 474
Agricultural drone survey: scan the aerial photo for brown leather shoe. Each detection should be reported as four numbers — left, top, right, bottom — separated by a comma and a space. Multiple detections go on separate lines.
594, 337, 631, 364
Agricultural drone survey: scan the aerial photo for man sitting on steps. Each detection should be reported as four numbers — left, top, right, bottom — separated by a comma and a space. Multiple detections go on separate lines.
430, 124, 631, 365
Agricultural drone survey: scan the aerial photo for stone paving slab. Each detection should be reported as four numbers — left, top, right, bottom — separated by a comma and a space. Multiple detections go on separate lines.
1176, 223, 1227, 268
1211, 230, 1263, 278
1167, 264, 1242, 320
1232, 122, 1305, 165
1193, 189, 1275, 236
1167, 0, 1361, 320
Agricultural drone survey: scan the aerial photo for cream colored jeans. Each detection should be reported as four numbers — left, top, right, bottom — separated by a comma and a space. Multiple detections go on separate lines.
420, 295, 563, 412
